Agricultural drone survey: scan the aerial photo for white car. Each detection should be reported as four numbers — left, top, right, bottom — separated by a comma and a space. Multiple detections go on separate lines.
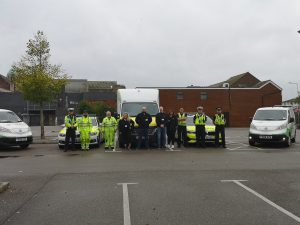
0, 109, 33, 149
249, 106, 296, 147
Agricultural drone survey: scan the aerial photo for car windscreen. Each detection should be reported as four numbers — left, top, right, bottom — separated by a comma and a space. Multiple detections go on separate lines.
122, 102, 159, 116
253, 110, 287, 121
0, 111, 22, 123
186, 116, 214, 126
77, 117, 98, 126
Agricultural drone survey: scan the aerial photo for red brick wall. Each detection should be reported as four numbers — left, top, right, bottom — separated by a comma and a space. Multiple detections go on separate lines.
159, 84, 282, 127
231, 74, 260, 87
0, 76, 10, 90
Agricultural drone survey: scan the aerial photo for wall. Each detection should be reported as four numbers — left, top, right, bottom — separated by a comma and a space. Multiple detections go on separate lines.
158, 84, 282, 127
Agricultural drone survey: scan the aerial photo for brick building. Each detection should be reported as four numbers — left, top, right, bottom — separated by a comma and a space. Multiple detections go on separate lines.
0, 74, 12, 92
139, 72, 282, 127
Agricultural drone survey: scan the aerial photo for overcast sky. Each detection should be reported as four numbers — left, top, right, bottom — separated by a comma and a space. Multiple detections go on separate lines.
1, 0, 300, 100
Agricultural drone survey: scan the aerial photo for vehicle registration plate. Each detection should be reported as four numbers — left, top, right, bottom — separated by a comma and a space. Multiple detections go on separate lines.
259, 135, 272, 139
16, 137, 27, 142
206, 135, 214, 139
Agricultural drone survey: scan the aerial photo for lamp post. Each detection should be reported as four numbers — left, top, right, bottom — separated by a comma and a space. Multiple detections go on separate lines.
288, 82, 300, 97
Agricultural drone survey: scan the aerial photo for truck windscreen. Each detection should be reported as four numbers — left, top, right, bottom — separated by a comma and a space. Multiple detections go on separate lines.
122, 102, 159, 116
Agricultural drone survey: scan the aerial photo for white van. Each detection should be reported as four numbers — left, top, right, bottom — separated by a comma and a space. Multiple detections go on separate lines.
117, 89, 159, 145
249, 107, 296, 147
0, 109, 33, 149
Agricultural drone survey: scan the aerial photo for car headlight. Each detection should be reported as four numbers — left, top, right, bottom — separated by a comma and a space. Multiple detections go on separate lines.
250, 124, 257, 129
0, 126, 12, 133
276, 125, 287, 130
59, 133, 66, 137
90, 132, 97, 136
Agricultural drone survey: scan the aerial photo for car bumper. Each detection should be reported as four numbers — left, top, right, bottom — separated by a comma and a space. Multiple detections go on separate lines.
186, 133, 218, 143
0, 136, 33, 147
249, 133, 288, 143
58, 135, 99, 146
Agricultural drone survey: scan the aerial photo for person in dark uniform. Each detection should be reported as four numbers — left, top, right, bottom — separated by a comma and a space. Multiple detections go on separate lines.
156, 106, 168, 149
166, 110, 178, 149
213, 107, 226, 148
64, 108, 77, 152
193, 106, 207, 148
177, 108, 187, 148
118, 112, 134, 150
136, 107, 152, 149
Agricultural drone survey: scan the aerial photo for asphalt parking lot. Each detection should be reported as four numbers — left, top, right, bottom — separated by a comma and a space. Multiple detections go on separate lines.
0, 128, 300, 225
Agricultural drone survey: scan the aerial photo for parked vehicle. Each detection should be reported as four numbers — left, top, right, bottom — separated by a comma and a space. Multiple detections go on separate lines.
0, 109, 32, 149
249, 107, 296, 147
185, 115, 220, 144
58, 115, 101, 149
117, 89, 159, 146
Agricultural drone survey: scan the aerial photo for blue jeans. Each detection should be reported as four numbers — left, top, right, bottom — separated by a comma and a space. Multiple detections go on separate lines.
156, 126, 166, 148
137, 128, 149, 149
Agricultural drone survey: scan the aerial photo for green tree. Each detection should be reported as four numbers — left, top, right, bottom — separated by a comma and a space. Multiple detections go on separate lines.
78, 101, 115, 121
12, 31, 69, 139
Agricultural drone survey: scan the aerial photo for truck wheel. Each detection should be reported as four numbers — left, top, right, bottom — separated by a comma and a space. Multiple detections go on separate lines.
249, 140, 255, 146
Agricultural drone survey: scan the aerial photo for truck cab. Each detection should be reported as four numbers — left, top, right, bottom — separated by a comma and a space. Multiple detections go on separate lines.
117, 89, 159, 146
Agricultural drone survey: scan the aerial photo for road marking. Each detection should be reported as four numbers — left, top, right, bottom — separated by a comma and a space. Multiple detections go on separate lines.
221, 180, 300, 223
105, 150, 123, 153
117, 183, 138, 225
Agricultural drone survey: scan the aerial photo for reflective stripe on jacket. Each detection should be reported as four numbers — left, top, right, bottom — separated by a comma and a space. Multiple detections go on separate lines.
65, 115, 77, 128
194, 113, 206, 125
102, 117, 117, 129
177, 113, 187, 126
214, 114, 225, 125
77, 117, 92, 131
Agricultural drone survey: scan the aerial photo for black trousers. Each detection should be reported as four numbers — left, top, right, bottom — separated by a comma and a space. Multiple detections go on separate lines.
215, 125, 226, 147
119, 132, 131, 148
177, 126, 187, 147
167, 127, 176, 145
196, 125, 206, 147
65, 128, 76, 150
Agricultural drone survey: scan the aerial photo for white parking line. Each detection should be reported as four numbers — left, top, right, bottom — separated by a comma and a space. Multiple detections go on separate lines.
117, 183, 138, 225
221, 180, 300, 223
105, 150, 123, 153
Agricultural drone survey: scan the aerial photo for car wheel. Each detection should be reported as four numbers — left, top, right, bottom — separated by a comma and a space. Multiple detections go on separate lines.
20, 144, 29, 149
58, 145, 64, 150
249, 140, 255, 146
285, 136, 291, 147
291, 131, 296, 143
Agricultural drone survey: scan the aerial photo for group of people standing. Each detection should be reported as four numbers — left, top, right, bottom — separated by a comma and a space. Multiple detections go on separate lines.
64, 105, 226, 151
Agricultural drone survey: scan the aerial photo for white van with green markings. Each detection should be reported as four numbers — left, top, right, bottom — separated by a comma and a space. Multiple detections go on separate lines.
249, 107, 296, 147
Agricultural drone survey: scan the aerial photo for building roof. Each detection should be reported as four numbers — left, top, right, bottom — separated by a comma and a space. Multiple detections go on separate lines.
88, 81, 117, 90
137, 72, 282, 90
0, 74, 10, 83
209, 72, 260, 88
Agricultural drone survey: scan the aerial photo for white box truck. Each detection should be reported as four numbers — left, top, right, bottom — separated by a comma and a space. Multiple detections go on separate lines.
117, 89, 159, 146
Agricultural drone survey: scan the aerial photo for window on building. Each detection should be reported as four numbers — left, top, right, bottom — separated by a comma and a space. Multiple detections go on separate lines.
200, 92, 208, 100
176, 92, 184, 100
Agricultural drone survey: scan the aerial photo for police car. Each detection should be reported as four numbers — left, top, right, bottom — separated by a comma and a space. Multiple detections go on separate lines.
185, 115, 220, 144
58, 115, 101, 149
